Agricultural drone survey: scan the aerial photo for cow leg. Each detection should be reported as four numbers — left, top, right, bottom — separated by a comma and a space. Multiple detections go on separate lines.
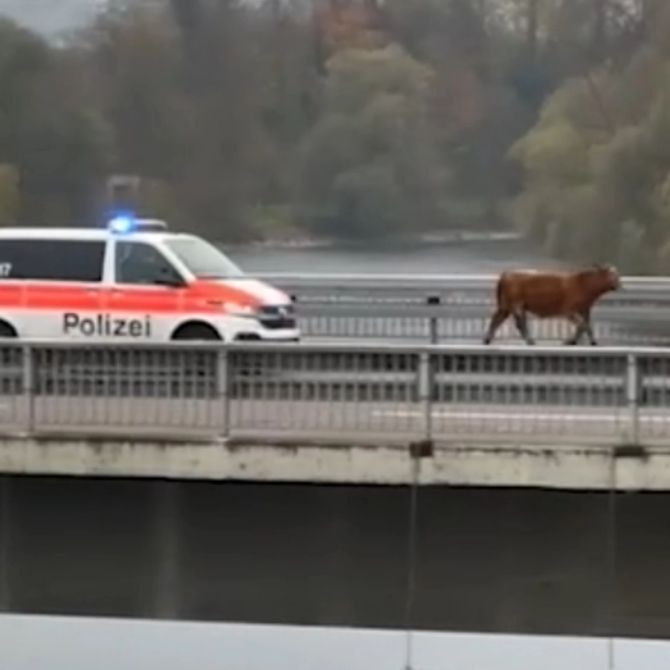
513, 310, 534, 345
483, 309, 509, 344
582, 310, 597, 345
564, 314, 586, 345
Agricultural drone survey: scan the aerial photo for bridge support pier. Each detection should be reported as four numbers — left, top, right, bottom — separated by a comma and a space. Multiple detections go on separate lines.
152, 480, 182, 619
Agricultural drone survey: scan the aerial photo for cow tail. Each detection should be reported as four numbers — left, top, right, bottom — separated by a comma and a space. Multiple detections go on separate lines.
495, 274, 505, 308
494, 272, 513, 312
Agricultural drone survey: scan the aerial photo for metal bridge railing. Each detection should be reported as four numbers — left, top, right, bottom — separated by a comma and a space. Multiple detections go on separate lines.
253, 273, 670, 345
1, 340, 670, 447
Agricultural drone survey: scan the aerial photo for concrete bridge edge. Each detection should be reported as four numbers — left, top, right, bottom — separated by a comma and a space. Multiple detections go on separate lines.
0, 437, 667, 491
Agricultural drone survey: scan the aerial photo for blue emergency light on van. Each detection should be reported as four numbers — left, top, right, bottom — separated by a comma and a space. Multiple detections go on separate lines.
108, 214, 136, 234
108, 215, 167, 233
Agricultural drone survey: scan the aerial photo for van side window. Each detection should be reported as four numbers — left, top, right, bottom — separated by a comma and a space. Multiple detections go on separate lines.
115, 241, 182, 286
0, 240, 105, 282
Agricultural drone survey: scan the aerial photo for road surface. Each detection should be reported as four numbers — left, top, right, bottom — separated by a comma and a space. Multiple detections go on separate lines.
0, 395, 665, 446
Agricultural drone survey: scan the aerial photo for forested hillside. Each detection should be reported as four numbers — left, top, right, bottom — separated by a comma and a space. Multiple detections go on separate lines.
0, 0, 666, 269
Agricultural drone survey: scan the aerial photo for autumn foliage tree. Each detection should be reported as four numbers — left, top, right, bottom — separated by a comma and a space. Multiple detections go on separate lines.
0, 0, 665, 260
506, 2, 670, 272
298, 43, 447, 238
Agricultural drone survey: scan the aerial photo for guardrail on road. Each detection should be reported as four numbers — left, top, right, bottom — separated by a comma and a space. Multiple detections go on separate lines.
255, 273, 670, 345
0, 340, 669, 447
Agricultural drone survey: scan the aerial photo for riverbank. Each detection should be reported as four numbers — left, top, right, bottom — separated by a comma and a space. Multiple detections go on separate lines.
226, 234, 561, 275
227, 229, 524, 251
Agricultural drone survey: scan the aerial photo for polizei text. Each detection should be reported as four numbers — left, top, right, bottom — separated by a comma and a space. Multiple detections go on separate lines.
63, 312, 152, 337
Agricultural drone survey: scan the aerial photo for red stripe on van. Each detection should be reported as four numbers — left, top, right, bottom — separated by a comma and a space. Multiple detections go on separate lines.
0, 280, 262, 314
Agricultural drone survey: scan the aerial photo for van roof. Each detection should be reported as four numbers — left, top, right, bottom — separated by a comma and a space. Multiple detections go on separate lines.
0, 228, 194, 242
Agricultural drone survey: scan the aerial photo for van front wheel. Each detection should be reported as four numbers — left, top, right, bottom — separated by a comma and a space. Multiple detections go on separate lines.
171, 323, 222, 341
0, 321, 17, 338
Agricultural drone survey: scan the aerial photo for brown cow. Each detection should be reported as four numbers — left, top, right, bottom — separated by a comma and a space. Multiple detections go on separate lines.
483, 264, 621, 346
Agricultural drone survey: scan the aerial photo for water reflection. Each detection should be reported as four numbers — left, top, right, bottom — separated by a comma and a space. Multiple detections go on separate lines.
229, 239, 564, 275
0, 615, 667, 669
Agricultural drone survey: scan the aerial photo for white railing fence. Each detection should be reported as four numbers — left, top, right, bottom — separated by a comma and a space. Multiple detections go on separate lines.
1, 340, 669, 446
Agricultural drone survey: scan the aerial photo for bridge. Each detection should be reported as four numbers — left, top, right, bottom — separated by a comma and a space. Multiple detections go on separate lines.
0, 338, 668, 487
3, 274, 670, 648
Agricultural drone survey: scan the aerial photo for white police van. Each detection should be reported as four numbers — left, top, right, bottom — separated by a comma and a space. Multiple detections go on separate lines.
0, 216, 299, 342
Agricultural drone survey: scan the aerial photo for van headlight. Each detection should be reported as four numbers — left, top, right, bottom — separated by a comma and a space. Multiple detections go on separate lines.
258, 304, 294, 318
209, 301, 294, 323
223, 303, 260, 319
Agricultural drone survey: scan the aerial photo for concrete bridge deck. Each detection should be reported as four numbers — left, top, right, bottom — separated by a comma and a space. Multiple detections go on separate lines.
0, 433, 667, 492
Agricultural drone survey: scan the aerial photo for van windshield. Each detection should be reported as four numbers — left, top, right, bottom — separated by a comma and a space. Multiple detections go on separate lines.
165, 237, 244, 279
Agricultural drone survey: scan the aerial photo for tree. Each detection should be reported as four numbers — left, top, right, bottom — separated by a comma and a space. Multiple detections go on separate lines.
81, 0, 272, 238
298, 44, 447, 238
510, 28, 670, 273
1, 0, 664, 248
0, 19, 112, 225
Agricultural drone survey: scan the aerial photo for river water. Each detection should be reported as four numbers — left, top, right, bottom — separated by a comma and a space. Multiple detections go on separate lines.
228, 238, 562, 275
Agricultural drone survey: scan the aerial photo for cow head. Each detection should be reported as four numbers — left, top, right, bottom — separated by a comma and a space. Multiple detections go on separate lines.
593, 263, 621, 291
